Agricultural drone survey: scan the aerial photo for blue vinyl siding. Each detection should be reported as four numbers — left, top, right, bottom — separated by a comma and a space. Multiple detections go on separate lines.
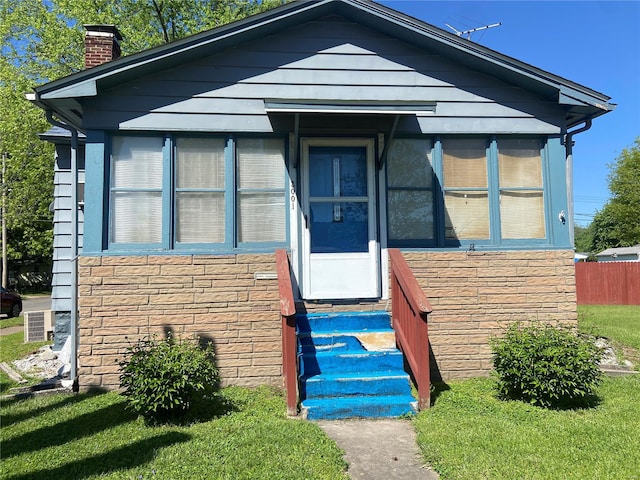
81, 17, 565, 135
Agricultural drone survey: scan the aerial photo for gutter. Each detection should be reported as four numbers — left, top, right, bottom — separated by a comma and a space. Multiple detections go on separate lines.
564, 118, 593, 248
43, 109, 80, 392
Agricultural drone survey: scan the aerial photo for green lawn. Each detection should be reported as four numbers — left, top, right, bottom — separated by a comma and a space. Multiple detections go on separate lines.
1, 387, 348, 480
578, 304, 640, 350
415, 376, 640, 479
0, 315, 24, 329
414, 304, 640, 479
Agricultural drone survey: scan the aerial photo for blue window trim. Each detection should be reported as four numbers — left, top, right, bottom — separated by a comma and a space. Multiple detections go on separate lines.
100, 132, 289, 254
386, 135, 565, 250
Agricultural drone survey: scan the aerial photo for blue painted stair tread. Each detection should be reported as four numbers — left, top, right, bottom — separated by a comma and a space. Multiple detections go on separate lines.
297, 311, 416, 420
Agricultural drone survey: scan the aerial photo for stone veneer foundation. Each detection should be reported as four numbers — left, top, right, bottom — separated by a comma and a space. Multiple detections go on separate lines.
77, 249, 576, 390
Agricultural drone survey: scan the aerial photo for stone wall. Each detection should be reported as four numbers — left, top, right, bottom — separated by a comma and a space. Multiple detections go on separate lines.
77, 249, 577, 389
77, 253, 282, 391
403, 249, 577, 380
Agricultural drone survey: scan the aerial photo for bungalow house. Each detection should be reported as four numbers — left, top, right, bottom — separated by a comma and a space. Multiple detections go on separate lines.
30, 0, 613, 416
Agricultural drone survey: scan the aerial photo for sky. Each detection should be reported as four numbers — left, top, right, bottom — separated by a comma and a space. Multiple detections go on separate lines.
379, 0, 640, 227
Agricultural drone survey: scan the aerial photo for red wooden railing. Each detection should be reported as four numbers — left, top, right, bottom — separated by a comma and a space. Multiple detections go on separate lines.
276, 249, 298, 416
389, 248, 433, 410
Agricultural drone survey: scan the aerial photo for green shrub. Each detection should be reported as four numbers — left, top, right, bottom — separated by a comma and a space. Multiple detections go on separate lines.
119, 334, 219, 422
491, 323, 603, 408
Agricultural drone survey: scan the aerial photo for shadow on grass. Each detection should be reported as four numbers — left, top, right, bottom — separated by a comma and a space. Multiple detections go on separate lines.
2, 396, 137, 459
430, 381, 451, 406
5, 431, 191, 480
1, 393, 91, 427
496, 390, 603, 411
145, 392, 238, 427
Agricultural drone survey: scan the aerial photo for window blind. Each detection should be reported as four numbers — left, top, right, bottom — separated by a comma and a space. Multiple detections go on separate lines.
237, 138, 285, 243
110, 136, 163, 244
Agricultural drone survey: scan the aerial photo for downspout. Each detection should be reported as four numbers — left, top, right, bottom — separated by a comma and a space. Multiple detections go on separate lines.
564, 118, 592, 248
45, 111, 79, 391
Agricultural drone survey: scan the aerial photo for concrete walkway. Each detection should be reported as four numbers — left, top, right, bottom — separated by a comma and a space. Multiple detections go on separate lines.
317, 418, 439, 480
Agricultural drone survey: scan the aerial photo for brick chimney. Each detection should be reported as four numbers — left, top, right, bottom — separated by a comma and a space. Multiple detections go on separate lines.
84, 25, 123, 69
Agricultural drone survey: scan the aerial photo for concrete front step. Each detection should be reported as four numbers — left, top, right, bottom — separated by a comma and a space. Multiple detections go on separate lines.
302, 394, 417, 420
299, 350, 405, 377
296, 311, 392, 334
298, 311, 415, 420
301, 371, 412, 398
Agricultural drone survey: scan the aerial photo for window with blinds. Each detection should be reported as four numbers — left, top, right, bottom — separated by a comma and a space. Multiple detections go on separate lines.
108, 135, 287, 250
498, 139, 545, 239
175, 137, 226, 243
236, 139, 286, 243
442, 138, 489, 240
386, 139, 434, 242
110, 136, 163, 244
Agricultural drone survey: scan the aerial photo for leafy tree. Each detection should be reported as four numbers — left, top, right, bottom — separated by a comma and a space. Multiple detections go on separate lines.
0, 0, 284, 272
590, 138, 640, 252
573, 225, 593, 254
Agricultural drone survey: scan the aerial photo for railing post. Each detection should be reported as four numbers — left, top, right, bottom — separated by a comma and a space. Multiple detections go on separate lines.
389, 249, 433, 410
276, 249, 298, 416
416, 312, 430, 410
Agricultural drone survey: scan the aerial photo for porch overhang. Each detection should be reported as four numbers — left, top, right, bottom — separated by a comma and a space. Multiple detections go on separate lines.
264, 99, 436, 115
265, 100, 433, 169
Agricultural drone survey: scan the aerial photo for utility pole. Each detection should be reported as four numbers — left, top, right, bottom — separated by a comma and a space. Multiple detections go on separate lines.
1, 151, 7, 288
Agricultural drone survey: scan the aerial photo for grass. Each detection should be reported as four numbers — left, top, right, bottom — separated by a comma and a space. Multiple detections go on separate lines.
2, 304, 638, 479
414, 376, 640, 479
578, 304, 640, 350
1, 386, 348, 480
413, 304, 640, 479
0, 322, 347, 479
0, 315, 24, 329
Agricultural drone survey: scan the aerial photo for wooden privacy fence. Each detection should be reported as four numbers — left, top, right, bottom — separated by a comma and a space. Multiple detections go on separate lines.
575, 262, 640, 305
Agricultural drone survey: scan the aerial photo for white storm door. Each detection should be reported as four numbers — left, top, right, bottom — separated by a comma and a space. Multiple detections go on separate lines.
301, 138, 380, 300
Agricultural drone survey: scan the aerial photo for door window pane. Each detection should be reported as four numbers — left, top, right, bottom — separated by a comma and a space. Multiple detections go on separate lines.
309, 147, 367, 198
175, 138, 225, 244
310, 202, 368, 253
237, 138, 286, 243
110, 136, 163, 244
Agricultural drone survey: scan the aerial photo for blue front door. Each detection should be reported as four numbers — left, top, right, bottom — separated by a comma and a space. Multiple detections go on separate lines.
301, 138, 380, 299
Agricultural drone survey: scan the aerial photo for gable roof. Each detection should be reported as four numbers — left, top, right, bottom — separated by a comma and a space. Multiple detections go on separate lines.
596, 244, 640, 257
30, 0, 614, 130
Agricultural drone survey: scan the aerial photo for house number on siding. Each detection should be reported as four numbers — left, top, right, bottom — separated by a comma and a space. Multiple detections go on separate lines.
291, 180, 296, 210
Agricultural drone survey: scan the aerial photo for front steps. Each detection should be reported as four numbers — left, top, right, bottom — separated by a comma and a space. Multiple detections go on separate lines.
297, 311, 416, 420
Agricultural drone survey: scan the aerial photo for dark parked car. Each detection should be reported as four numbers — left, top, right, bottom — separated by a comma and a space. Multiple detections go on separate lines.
1, 287, 22, 318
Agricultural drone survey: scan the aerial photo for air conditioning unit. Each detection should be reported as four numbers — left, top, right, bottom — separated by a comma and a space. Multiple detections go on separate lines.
24, 310, 56, 343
